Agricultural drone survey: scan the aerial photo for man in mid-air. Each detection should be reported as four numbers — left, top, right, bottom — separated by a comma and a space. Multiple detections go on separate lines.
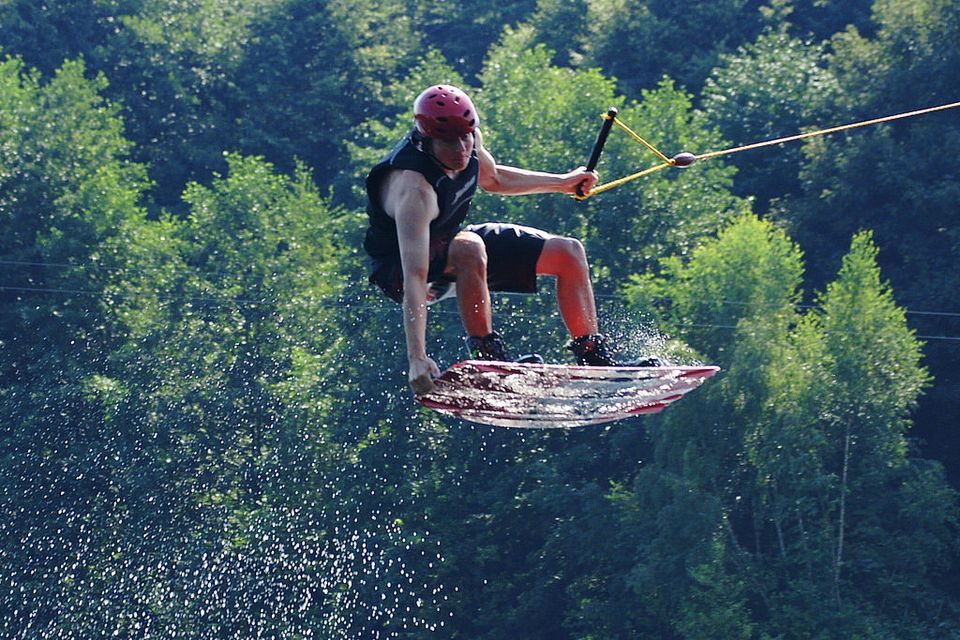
364, 85, 629, 394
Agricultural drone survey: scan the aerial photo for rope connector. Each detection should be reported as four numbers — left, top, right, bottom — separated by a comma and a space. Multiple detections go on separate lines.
670, 152, 697, 167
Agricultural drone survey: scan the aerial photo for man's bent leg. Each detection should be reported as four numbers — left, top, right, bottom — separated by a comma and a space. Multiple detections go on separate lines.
445, 231, 493, 337
535, 236, 599, 338
535, 236, 622, 365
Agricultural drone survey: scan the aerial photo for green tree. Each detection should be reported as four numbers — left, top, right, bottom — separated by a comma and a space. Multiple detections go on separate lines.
785, 0, 960, 292
525, 0, 874, 86
758, 0, 875, 41
622, 214, 804, 635
473, 25, 623, 251
0, 0, 121, 74
623, 219, 958, 637
94, 0, 278, 206
741, 233, 956, 638
676, 537, 754, 640
0, 56, 146, 392
413, 0, 538, 80
232, 0, 422, 199
1, 0, 424, 208
526, 0, 591, 67
814, 233, 940, 614
105, 152, 348, 502
701, 28, 842, 212
29, 153, 442, 637
0, 56, 150, 636
578, 0, 763, 96
1, 0, 270, 204
625, 212, 804, 361
783, 0, 960, 491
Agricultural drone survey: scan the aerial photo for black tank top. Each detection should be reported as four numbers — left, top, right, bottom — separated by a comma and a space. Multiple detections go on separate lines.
364, 132, 479, 262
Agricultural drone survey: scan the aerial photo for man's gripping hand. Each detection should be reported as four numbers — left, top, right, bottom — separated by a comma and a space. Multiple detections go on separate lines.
409, 355, 441, 395
564, 166, 598, 196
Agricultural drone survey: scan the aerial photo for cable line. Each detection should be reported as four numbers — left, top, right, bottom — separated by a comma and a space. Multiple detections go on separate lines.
580, 100, 960, 199
696, 100, 960, 162
5, 264, 960, 320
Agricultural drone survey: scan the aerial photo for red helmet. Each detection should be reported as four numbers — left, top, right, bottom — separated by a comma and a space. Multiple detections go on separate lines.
413, 85, 478, 140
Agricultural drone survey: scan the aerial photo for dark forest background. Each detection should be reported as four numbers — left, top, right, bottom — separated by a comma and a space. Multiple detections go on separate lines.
1, 0, 958, 638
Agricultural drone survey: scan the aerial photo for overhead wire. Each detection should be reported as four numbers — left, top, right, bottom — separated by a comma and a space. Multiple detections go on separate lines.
2, 278, 959, 342
5, 257, 960, 320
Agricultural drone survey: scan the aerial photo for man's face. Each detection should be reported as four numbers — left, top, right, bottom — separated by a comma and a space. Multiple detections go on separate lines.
431, 132, 474, 171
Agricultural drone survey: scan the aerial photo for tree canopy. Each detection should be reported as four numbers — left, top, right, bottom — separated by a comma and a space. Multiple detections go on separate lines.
1, 1, 959, 638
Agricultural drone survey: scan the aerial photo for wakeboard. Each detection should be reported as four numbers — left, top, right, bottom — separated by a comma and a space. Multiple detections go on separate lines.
416, 360, 719, 428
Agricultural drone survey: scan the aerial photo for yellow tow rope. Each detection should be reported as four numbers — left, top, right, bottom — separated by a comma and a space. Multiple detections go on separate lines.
577, 100, 960, 200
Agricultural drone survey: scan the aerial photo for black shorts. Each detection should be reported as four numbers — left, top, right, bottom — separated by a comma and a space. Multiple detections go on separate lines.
368, 222, 551, 304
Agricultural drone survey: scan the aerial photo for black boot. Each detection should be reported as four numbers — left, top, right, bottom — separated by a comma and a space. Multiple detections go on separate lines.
466, 332, 509, 361
567, 334, 617, 366
466, 332, 543, 364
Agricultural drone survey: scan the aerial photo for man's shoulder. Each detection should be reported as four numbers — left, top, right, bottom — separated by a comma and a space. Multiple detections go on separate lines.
382, 167, 434, 194
382, 169, 438, 209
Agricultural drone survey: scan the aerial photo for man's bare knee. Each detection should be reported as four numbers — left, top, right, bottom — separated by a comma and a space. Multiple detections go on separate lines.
539, 236, 588, 276
561, 237, 587, 262
448, 232, 487, 274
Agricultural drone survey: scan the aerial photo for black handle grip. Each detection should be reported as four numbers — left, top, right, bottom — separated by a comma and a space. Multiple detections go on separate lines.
577, 107, 618, 197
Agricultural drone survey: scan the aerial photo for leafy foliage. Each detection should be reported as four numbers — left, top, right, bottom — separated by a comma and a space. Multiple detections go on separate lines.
231, 0, 422, 197
702, 28, 843, 210
1, 2, 959, 638
577, 0, 763, 95
625, 216, 957, 638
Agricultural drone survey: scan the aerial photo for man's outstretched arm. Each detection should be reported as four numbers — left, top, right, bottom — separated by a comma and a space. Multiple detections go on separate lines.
475, 128, 598, 196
